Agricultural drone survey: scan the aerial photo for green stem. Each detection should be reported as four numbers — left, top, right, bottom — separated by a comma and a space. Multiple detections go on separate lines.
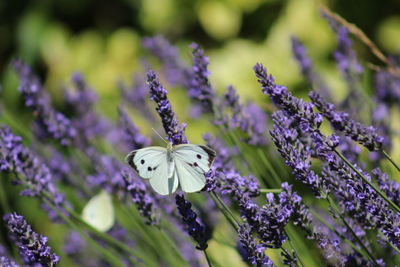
334, 149, 400, 213
209, 191, 240, 232
256, 148, 281, 187
203, 249, 213, 267
327, 196, 378, 266
259, 188, 282, 194
0, 176, 10, 213
382, 150, 400, 173
283, 229, 304, 267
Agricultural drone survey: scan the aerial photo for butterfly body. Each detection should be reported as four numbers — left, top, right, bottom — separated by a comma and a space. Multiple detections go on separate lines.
125, 143, 216, 195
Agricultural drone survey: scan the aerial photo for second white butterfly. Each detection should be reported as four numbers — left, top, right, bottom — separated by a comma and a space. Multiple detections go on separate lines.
125, 143, 216, 195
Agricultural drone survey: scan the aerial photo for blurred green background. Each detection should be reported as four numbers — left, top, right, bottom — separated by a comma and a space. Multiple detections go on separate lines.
1, 0, 399, 104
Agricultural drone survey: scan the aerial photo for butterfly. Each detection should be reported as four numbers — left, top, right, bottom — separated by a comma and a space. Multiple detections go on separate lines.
125, 143, 216, 195
82, 190, 115, 232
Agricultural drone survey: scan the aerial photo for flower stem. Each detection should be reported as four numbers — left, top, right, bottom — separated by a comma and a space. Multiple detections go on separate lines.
259, 188, 282, 194
382, 150, 400, 173
208, 191, 240, 231
203, 249, 213, 267
257, 148, 282, 187
327, 196, 379, 266
334, 148, 400, 213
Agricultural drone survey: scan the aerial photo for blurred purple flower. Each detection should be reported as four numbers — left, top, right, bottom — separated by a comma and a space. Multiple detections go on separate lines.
12, 60, 77, 146
309, 91, 384, 151
119, 72, 156, 122
188, 43, 215, 115
142, 36, 190, 87
0, 256, 19, 267
0, 126, 67, 221
290, 36, 332, 101
175, 194, 208, 250
4, 212, 60, 266
65, 72, 111, 141
118, 106, 151, 152
147, 70, 188, 145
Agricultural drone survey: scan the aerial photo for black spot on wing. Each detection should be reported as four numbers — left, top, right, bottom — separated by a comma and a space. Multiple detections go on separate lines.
200, 145, 216, 166
125, 151, 138, 173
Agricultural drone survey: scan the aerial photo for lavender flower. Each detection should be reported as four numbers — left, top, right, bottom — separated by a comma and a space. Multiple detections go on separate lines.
237, 223, 273, 266
270, 111, 329, 197
118, 106, 151, 151
0, 126, 67, 221
372, 168, 400, 207
122, 170, 159, 225
309, 91, 384, 151
290, 36, 332, 100
188, 43, 215, 115
4, 212, 60, 266
175, 194, 208, 250
65, 72, 111, 141
219, 169, 260, 198
313, 134, 400, 249
142, 36, 190, 87
12, 60, 76, 146
147, 70, 188, 145
119, 72, 156, 122
0, 256, 19, 267
254, 63, 323, 132
240, 103, 269, 145
257, 183, 303, 248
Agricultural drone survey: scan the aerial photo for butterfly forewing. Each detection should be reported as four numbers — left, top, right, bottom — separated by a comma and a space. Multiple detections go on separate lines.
125, 146, 167, 179
173, 144, 216, 193
173, 144, 216, 172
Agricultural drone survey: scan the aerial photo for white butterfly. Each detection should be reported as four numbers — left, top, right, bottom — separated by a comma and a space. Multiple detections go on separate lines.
125, 143, 216, 195
82, 190, 115, 232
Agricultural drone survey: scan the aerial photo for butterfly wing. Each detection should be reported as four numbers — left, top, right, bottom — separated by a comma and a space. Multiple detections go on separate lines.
125, 146, 167, 179
82, 190, 115, 232
149, 161, 179, 195
173, 144, 216, 193
125, 146, 178, 195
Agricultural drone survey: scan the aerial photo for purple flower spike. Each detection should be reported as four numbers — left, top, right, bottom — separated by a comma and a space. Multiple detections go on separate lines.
188, 43, 215, 115
4, 212, 60, 266
12, 60, 77, 146
147, 70, 188, 145
175, 194, 208, 250
309, 91, 384, 151
270, 111, 329, 197
254, 63, 323, 131
122, 170, 159, 225
238, 223, 273, 266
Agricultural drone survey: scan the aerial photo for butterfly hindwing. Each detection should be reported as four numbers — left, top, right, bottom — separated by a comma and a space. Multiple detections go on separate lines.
125, 146, 167, 179
149, 161, 179, 195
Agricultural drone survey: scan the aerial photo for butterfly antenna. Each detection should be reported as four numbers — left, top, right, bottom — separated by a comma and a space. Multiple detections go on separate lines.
151, 128, 169, 144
